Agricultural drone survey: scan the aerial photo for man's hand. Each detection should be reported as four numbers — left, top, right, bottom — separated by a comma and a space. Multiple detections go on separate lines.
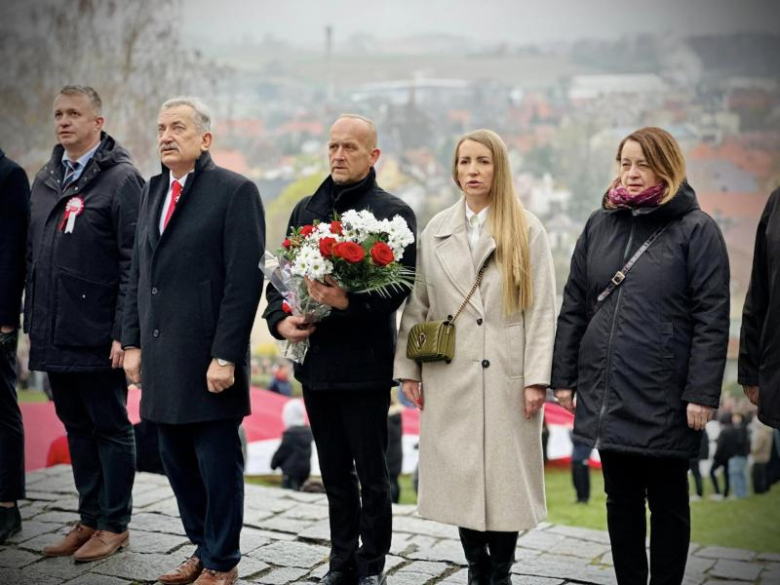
124, 348, 142, 384
277, 316, 317, 342
401, 379, 423, 410
524, 385, 546, 419
109, 340, 125, 369
554, 389, 576, 414
207, 359, 235, 394
743, 385, 759, 406
0, 325, 16, 334
686, 402, 714, 431
305, 276, 349, 310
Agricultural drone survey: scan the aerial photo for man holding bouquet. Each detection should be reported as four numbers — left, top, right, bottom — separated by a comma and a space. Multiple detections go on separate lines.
263, 114, 416, 585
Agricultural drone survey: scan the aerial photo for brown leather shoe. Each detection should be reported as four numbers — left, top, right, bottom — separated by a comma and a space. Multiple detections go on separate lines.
42, 522, 96, 557
193, 566, 238, 585
158, 556, 205, 585
73, 529, 129, 562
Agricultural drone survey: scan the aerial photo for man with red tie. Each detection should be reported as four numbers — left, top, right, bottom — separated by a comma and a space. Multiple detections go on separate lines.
26, 85, 142, 562
123, 97, 265, 585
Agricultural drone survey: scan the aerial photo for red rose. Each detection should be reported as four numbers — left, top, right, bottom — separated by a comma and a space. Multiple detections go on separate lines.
333, 241, 365, 264
282, 239, 292, 249
330, 221, 343, 235
282, 301, 292, 314
370, 242, 395, 266
319, 237, 337, 258
300, 225, 314, 237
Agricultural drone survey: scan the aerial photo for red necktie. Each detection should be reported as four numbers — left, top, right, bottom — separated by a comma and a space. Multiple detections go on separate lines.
162, 180, 182, 231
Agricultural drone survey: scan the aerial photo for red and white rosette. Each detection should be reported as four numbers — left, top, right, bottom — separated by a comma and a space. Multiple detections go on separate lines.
59, 196, 85, 233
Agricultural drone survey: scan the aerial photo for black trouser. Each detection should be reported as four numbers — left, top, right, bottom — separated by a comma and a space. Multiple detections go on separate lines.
48, 370, 135, 532
157, 418, 244, 572
753, 463, 770, 494
600, 451, 690, 585
459, 527, 518, 582
689, 459, 703, 497
710, 459, 730, 497
303, 388, 391, 577
0, 332, 24, 502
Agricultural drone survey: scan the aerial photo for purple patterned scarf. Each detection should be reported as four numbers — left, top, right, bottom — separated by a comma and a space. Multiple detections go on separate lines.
607, 180, 666, 209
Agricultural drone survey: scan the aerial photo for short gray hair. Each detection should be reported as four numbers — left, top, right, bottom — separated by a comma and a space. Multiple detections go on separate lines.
160, 96, 211, 133
58, 85, 102, 115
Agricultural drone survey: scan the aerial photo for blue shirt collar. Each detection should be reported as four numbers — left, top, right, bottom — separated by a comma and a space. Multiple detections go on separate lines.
61, 139, 101, 171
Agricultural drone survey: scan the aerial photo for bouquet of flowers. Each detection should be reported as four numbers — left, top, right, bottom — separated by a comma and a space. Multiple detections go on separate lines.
261, 209, 415, 363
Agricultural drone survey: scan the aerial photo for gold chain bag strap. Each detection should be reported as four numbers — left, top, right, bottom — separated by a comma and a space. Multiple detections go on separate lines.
406, 264, 487, 364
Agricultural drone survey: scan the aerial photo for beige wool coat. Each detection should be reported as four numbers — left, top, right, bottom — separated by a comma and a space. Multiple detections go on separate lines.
394, 198, 557, 532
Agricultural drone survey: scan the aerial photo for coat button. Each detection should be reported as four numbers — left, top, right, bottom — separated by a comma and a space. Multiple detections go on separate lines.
153, 329, 160, 338
477, 318, 483, 325
481, 359, 490, 368
151, 287, 158, 295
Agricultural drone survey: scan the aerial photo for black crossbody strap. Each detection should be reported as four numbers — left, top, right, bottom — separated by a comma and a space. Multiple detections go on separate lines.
593, 222, 673, 314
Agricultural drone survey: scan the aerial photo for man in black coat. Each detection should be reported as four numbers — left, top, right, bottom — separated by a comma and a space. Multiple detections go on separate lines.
263, 115, 417, 585
0, 149, 30, 544
123, 97, 265, 585
740, 186, 780, 428
26, 86, 142, 561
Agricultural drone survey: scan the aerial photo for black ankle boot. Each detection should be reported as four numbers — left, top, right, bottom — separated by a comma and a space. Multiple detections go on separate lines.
458, 527, 491, 585
486, 531, 519, 585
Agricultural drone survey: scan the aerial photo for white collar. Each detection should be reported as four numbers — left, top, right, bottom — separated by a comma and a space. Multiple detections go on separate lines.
169, 172, 190, 190
465, 204, 489, 226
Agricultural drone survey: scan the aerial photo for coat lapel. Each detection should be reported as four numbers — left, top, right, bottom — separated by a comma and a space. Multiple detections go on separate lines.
433, 199, 490, 316
147, 175, 168, 249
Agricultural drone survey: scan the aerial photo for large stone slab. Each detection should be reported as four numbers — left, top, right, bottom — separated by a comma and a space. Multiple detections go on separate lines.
252, 541, 330, 568
125, 529, 189, 554
252, 566, 309, 584
708, 559, 763, 581
0, 548, 40, 568
93, 551, 179, 582
694, 546, 756, 562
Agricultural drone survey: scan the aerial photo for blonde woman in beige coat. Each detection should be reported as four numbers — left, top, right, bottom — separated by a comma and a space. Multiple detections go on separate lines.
394, 129, 557, 585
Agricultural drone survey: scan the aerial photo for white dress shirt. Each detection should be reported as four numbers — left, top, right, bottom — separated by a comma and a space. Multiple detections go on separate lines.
159, 172, 190, 234
465, 204, 489, 252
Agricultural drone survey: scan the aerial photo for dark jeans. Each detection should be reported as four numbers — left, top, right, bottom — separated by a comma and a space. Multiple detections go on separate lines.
48, 370, 135, 532
600, 451, 690, 585
0, 331, 24, 502
157, 418, 244, 572
303, 388, 391, 577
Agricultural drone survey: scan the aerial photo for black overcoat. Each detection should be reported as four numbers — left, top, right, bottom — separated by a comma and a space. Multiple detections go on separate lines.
0, 150, 30, 327
263, 168, 417, 392
24, 134, 142, 371
551, 183, 730, 459
739, 187, 780, 428
122, 152, 265, 424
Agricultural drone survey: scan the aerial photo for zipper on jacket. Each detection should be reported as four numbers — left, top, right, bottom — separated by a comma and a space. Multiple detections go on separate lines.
594, 216, 635, 450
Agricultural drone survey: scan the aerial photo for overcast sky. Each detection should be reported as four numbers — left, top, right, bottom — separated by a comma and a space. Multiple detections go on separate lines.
182, 0, 779, 46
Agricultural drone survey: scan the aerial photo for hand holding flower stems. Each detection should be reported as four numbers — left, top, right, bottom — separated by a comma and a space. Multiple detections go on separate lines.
261, 209, 416, 363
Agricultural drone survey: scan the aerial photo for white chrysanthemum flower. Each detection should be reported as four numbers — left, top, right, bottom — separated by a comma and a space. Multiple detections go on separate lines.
306, 257, 333, 279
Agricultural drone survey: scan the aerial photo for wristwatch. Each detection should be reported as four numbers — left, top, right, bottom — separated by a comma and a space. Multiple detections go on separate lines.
216, 358, 233, 367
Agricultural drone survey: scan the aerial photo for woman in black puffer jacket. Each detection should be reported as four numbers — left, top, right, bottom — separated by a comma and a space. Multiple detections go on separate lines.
552, 127, 730, 585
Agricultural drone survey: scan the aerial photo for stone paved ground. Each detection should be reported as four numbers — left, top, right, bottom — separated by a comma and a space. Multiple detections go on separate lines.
1, 465, 777, 584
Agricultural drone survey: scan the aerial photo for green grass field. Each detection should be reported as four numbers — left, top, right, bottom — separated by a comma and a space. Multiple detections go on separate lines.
248, 467, 780, 553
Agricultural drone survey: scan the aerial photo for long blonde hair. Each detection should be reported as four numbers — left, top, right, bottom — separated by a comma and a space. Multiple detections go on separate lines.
452, 129, 532, 315
608, 127, 687, 207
